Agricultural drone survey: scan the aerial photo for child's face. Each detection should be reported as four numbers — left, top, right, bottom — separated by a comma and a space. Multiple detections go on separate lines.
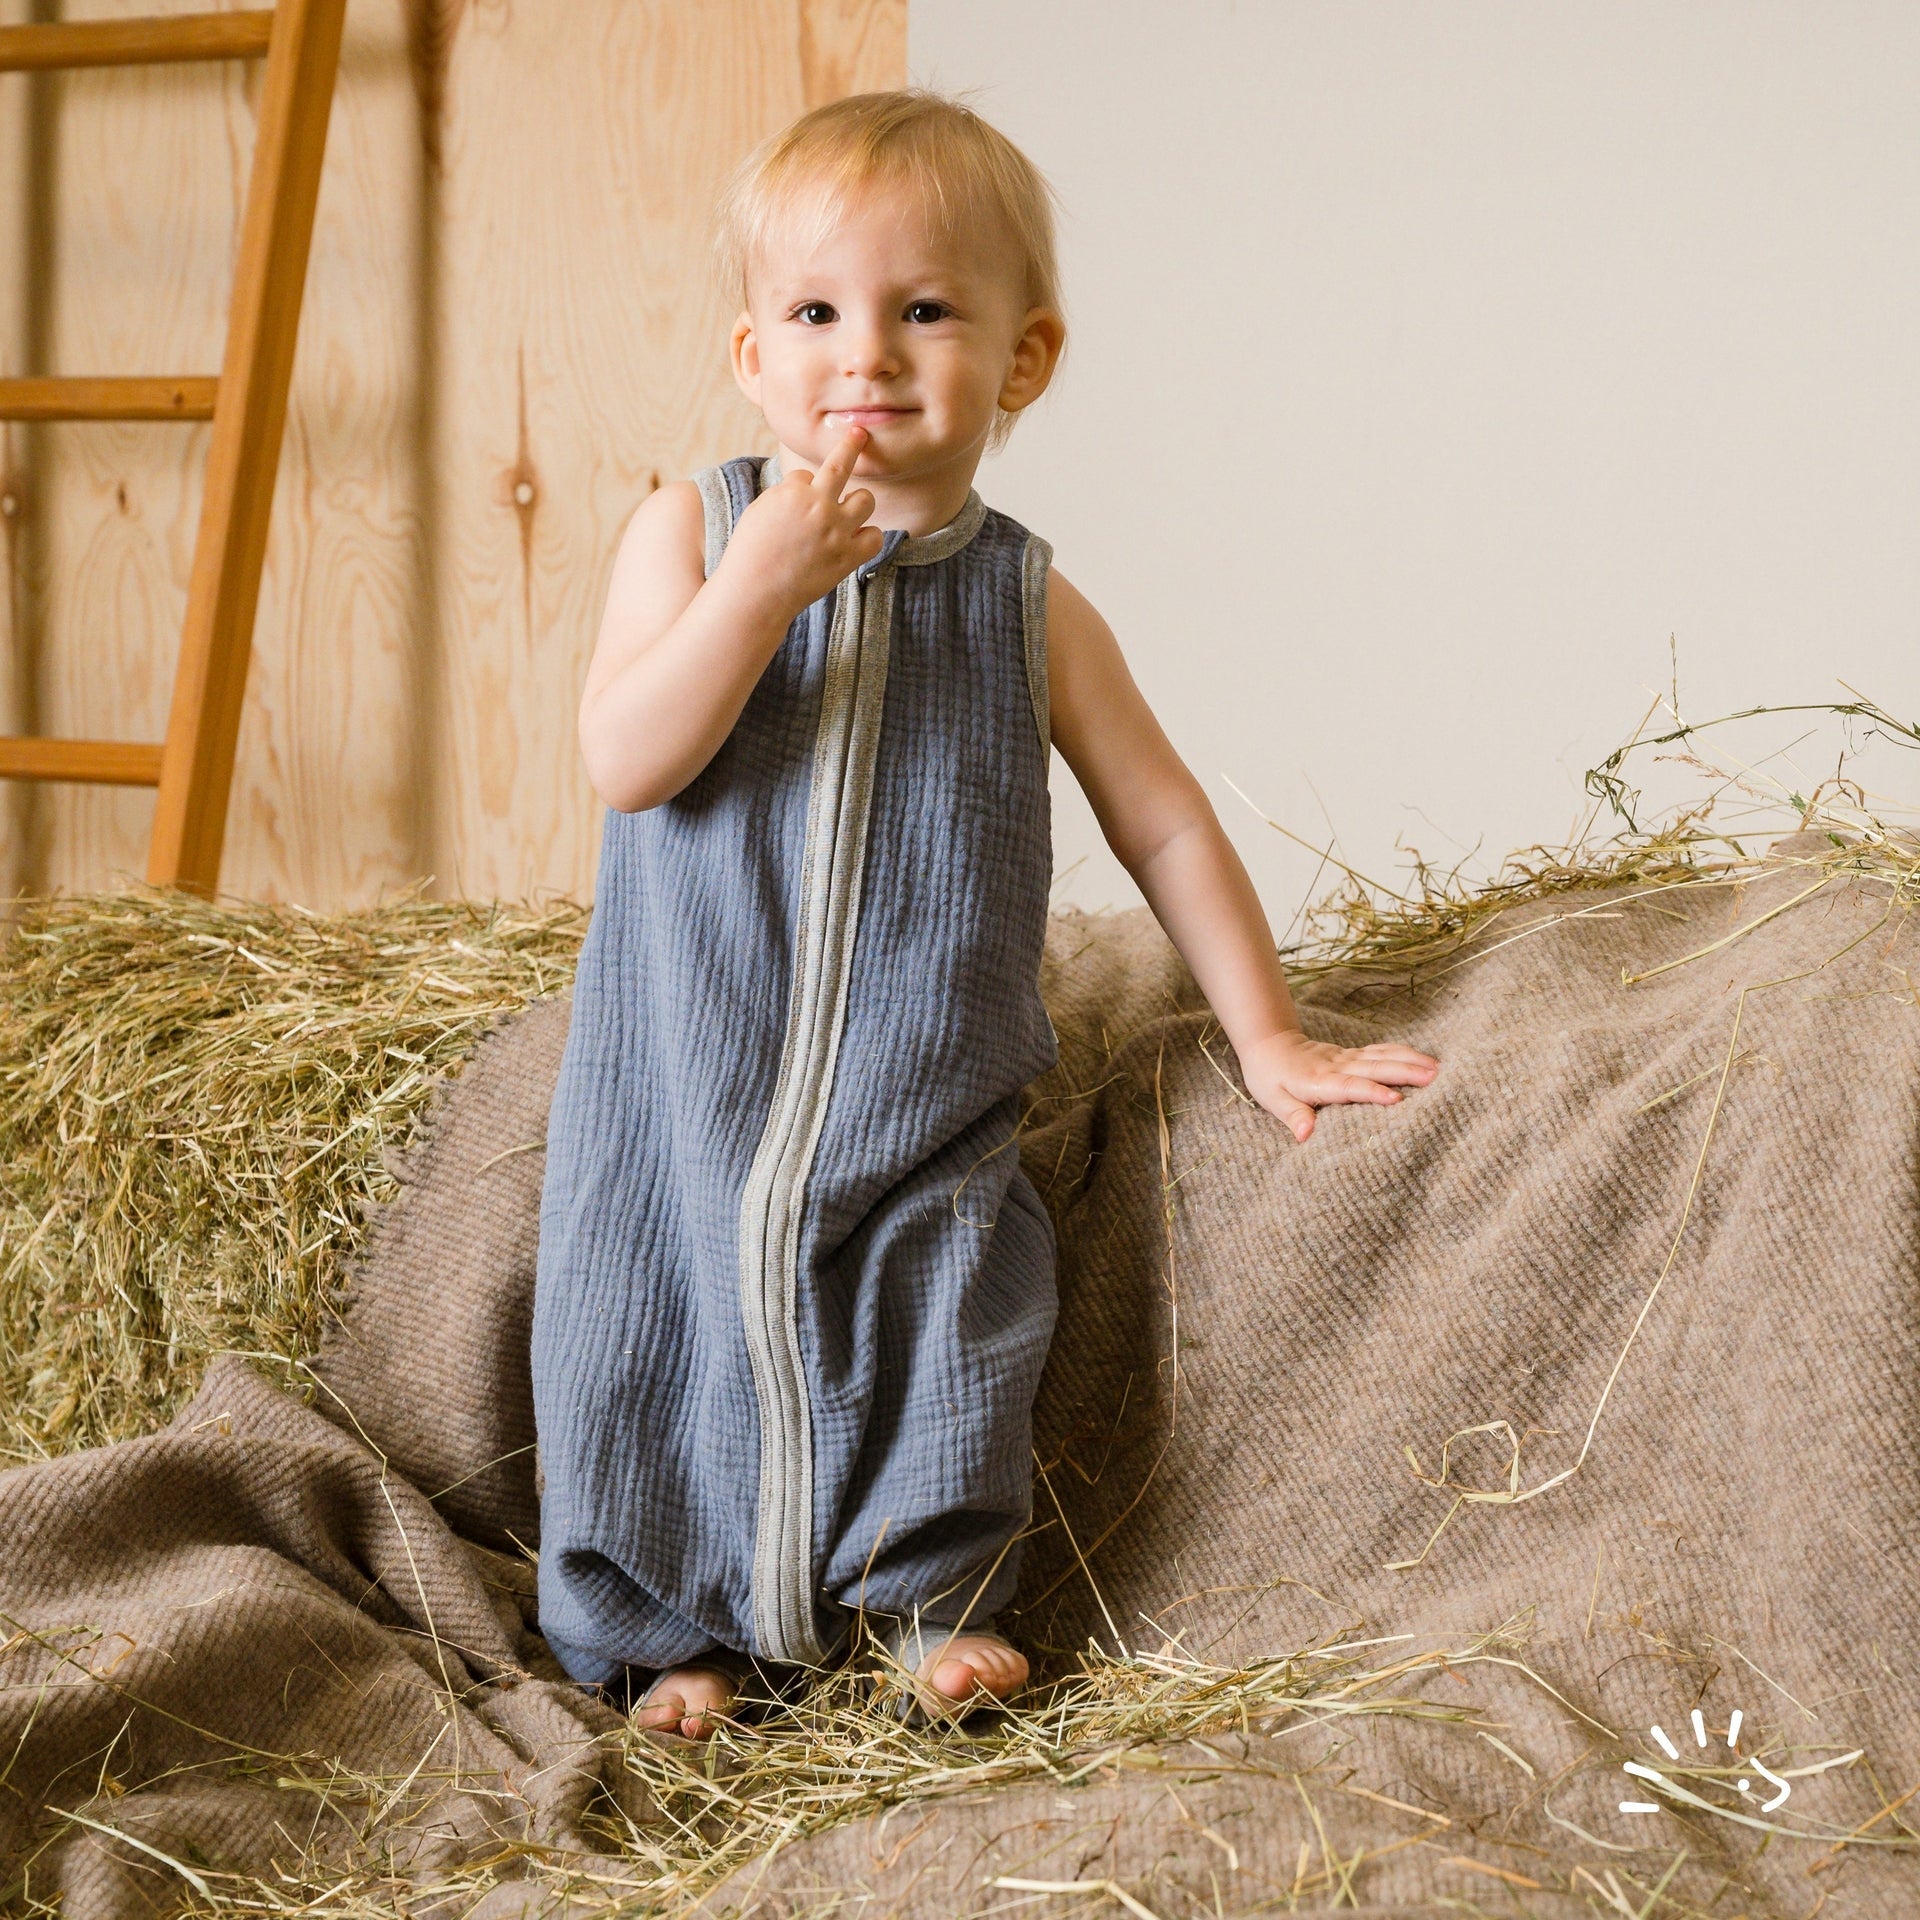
732, 184, 1059, 490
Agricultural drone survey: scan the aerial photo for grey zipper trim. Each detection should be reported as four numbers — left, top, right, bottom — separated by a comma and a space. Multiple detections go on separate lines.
738, 561, 897, 1664
708, 462, 986, 1666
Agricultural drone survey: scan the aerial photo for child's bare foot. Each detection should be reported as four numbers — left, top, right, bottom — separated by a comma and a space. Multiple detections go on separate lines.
918, 1631, 1028, 1711
635, 1662, 738, 1739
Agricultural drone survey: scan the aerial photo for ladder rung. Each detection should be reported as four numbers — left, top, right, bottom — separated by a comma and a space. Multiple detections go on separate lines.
0, 376, 218, 422
0, 739, 166, 787
0, 13, 275, 74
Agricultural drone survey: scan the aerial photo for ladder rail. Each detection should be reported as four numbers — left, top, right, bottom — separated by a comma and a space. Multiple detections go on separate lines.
0, 376, 218, 421
0, 13, 275, 74
0, 740, 165, 787
147, 0, 348, 893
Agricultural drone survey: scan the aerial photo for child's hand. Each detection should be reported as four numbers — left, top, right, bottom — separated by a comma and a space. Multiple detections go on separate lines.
1236, 1028, 1438, 1144
719, 426, 886, 620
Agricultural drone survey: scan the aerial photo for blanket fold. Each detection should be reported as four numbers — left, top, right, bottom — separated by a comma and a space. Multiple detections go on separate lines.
0, 1352, 643, 1914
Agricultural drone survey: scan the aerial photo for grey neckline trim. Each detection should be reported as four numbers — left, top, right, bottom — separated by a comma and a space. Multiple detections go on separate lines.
896, 492, 987, 565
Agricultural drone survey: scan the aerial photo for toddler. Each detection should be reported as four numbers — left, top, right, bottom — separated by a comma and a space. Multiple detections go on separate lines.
532, 91, 1437, 1737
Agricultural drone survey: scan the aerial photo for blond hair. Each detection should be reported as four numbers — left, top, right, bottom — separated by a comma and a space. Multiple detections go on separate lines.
718, 92, 1063, 447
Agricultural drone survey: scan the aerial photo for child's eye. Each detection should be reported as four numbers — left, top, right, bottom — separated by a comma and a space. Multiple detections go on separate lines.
792, 301, 837, 326
904, 300, 951, 324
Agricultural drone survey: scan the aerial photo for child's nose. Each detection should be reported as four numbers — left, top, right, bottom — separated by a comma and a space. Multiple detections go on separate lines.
839, 322, 901, 379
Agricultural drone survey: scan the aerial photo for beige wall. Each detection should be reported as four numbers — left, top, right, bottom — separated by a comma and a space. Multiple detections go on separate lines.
1, 0, 905, 904
915, 2, 1920, 919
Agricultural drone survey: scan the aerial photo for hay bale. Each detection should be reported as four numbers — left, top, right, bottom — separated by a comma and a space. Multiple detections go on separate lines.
0, 890, 586, 1462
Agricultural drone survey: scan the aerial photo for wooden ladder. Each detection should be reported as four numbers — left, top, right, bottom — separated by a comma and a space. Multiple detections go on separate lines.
0, 2, 348, 894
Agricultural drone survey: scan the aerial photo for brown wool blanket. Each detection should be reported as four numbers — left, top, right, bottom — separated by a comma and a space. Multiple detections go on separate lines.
3, 859, 1918, 1917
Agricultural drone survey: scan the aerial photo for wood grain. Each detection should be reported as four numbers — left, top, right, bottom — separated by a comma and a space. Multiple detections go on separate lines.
0, 0, 906, 904
799, 0, 906, 109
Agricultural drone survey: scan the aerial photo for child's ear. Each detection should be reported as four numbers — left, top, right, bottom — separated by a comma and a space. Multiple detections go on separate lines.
999, 307, 1066, 416
730, 311, 762, 405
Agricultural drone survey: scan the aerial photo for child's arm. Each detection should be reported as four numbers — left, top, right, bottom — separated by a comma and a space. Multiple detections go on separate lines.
579, 431, 881, 812
1048, 571, 1438, 1141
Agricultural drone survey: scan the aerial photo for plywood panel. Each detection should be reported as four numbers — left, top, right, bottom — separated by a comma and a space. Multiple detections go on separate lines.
419, 0, 905, 900
0, 0, 905, 905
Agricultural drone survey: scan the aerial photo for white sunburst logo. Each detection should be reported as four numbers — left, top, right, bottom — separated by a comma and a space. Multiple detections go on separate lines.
1618, 1706, 1864, 1822
1619, 1708, 1793, 1815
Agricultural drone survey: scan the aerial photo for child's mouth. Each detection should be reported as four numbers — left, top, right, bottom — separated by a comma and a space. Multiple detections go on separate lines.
827, 408, 915, 430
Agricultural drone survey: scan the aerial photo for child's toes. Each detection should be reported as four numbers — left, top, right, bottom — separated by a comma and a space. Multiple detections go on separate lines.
980, 1645, 1028, 1697
929, 1656, 980, 1700
636, 1666, 737, 1740
927, 1636, 1027, 1704
633, 1694, 689, 1734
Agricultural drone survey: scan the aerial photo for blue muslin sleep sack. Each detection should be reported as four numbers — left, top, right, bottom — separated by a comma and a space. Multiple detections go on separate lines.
532, 455, 1060, 1680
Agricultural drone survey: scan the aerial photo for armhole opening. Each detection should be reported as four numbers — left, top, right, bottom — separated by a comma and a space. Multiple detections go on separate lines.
1021, 535, 1053, 755
694, 466, 736, 580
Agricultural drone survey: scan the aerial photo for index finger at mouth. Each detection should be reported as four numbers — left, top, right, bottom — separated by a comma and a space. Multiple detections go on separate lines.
814, 426, 866, 499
